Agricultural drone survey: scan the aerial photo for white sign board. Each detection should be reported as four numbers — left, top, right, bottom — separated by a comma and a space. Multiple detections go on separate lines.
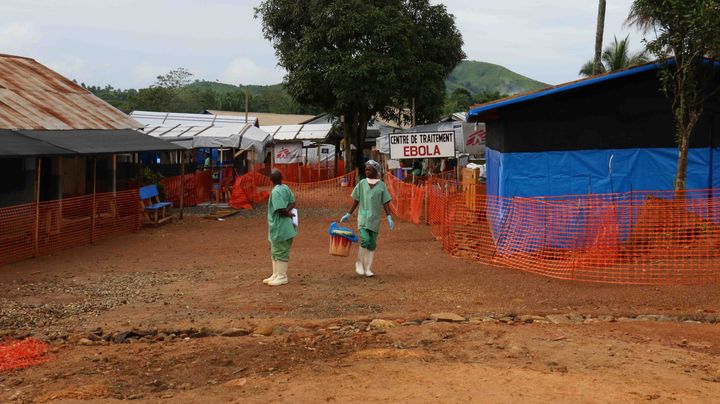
389, 131, 455, 160
273, 142, 302, 164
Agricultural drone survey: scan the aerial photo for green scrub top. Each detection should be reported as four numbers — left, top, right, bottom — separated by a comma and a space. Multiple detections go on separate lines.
351, 179, 392, 233
267, 184, 297, 242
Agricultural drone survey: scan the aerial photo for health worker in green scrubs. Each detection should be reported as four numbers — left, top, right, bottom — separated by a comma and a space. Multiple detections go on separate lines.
339, 160, 395, 277
264, 169, 297, 286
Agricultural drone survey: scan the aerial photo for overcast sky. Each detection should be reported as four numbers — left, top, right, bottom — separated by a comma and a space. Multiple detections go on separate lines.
1, 0, 645, 89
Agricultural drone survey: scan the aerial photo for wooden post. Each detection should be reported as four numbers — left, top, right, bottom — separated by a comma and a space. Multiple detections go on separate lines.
57, 157, 62, 235
317, 145, 321, 181
91, 157, 97, 243
179, 150, 185, 220
112, 154, 117, 193
135, 153, 142, 187
33, 158, 42, 256
244, 91, 249, 123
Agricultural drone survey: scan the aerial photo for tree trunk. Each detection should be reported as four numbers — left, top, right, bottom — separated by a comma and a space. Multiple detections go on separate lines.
353, 109, 367, 179
342, 114, 352, 174
593, 0, 606, 75
674, 115, 701, 192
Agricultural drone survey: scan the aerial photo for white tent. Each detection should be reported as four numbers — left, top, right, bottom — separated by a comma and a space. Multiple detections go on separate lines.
133, 111, 272, 162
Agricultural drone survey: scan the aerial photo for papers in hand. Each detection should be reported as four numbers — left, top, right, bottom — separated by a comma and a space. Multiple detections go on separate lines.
291, 208, 298, 227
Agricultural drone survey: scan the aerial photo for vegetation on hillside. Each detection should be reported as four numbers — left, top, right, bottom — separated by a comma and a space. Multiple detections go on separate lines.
445, 61, 547, 95
85, 60, 543, 118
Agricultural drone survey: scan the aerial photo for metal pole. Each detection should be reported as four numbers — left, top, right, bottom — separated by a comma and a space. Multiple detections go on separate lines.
180, 150, 185, 220
33, 158, 42, 256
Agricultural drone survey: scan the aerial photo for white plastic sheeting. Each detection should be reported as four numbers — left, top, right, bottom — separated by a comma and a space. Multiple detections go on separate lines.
262, 123, 333, 142
130, 111, 257, 127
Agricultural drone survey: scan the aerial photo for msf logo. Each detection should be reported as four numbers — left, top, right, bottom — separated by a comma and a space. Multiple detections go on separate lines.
276, 147, 293, 159
466, 129, 486, 146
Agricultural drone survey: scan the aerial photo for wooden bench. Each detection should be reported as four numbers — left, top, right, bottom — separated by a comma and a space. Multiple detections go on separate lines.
139, 185, 173, 225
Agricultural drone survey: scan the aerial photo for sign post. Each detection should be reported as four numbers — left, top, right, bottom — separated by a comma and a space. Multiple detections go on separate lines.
388, 131, 456, 160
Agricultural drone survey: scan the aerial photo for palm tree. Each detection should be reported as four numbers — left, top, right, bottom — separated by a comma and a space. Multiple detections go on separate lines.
593, 0, 607, 75
579, 36, 648, 77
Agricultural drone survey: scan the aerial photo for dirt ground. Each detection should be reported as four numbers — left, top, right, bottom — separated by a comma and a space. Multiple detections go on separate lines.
2, 208, 720, 403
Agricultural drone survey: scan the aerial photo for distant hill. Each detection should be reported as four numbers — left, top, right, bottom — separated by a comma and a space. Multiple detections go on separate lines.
445, 61, 548, 95
187, 60, 546, 99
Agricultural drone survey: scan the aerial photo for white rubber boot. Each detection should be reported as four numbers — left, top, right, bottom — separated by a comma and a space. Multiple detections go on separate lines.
364, 249, 375, 277
355, 247, 367, 275
268, 261, 288, 286
263, 260, 278, 284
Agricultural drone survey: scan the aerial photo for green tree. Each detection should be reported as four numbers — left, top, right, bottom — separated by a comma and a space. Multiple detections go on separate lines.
579, 35, 648, 76
255, 0, 464, 172
627, 0, 720, 191
154, 67, 194, 89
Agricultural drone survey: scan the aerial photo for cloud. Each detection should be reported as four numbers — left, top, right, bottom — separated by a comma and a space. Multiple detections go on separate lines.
47, 56, 87, 81
221, 57, 285, 85
132, 63, 171, 87
0, 22, 41, 53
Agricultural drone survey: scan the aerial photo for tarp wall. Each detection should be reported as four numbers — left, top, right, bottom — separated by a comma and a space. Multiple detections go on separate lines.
486, 146, 715, 199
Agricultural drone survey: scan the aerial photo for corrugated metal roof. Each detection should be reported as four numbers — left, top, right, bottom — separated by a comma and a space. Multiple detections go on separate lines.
205, 110, 314, 126
0, 54, 142, 130
131, 110, 257, 127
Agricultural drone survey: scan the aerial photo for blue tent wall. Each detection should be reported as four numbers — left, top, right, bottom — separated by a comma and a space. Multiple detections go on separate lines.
486, 146, 713, 199
485, 146, 717, 252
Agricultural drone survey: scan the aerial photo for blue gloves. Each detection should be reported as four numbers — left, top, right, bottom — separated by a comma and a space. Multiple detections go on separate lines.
340, 212, 352, 223
387, 215, 395, 230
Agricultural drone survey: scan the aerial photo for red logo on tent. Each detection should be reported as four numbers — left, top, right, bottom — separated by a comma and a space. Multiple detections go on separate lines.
276, 148, 292, 159
466, 129, 486, 146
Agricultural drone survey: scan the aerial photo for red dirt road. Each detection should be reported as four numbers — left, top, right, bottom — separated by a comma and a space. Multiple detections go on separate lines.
1, 211, 720, 402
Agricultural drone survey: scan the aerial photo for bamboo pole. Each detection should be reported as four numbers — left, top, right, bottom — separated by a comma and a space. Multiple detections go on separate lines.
33, 158, 42, 256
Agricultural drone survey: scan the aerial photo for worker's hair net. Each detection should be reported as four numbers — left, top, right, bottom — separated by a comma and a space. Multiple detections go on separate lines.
365, 160, 382, 176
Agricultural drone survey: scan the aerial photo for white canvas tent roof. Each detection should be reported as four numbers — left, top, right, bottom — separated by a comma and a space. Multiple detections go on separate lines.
142, 124, 271, 162
130, 110, 257, 127
261, 123, 333, 143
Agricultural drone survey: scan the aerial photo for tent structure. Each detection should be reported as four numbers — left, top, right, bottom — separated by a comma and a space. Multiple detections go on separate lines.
132, 111, 273, 163
0, 55, 181, 207
467, 59, 720, 199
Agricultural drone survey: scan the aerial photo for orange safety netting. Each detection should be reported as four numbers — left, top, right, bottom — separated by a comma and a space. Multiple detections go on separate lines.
385, 173, 424, 224
162, 170, 212, 207
0, 189, 141, 267
230, 170, 356, 209
0, 338, 52, 372
427, 177, 720, 285
265, 161, 346, 183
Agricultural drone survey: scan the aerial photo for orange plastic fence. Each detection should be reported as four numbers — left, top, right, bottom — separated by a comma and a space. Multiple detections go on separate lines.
162, 170, 212, 207
0, 189, 141, 267
428, 177, 720, 285
386, 173, 424, 224
244, 171, 356, 209
0, 338, 52, 372
271, 161, 346, 183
